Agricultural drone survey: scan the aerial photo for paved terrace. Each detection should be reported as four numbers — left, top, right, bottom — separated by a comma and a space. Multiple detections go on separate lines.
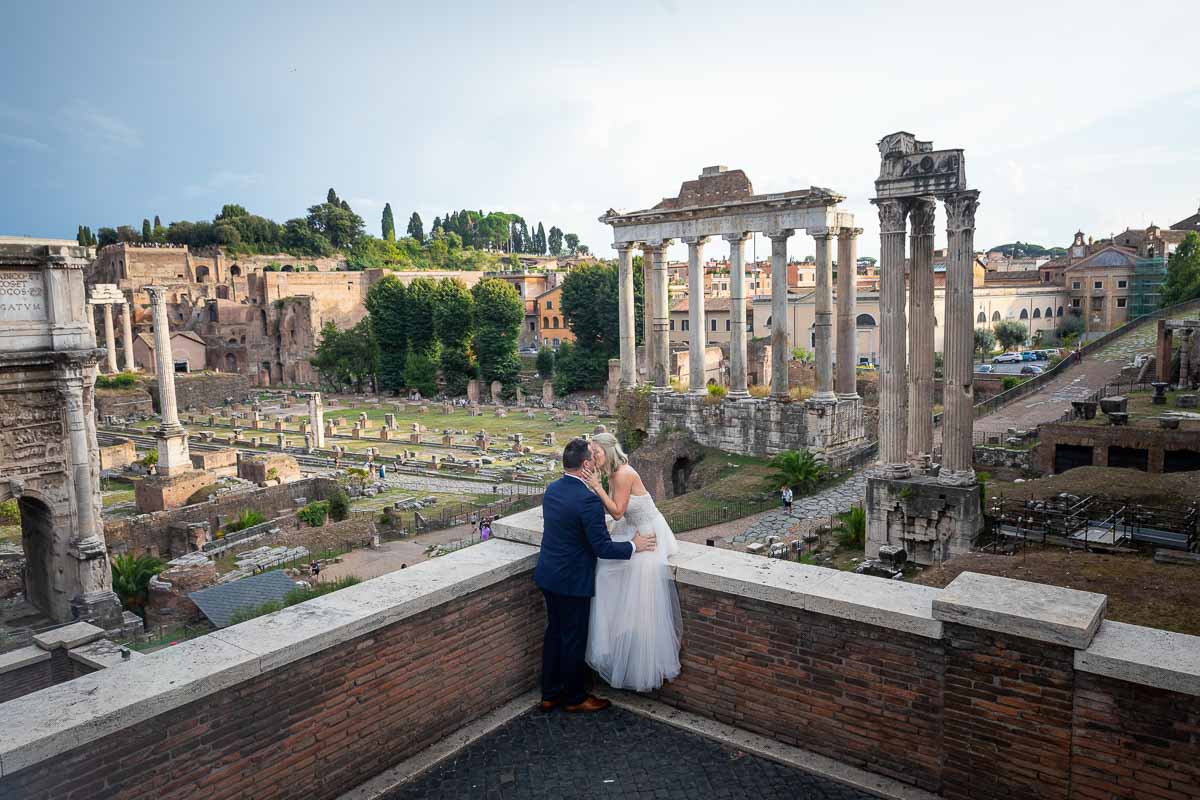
0, 507, 1198, 799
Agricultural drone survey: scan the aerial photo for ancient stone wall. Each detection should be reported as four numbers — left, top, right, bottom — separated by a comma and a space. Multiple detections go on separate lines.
98, 437, 137, 471
147, 371, 252, 412
94, 387, 153, 418
973, 443, 1035, 473
1036, 421, 1200, 475
105, 477, 341, 557
237, 452, 300, 485
646, 392, 867, 466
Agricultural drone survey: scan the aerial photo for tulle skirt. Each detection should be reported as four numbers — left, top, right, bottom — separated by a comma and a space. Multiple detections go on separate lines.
586, 510, 682, 691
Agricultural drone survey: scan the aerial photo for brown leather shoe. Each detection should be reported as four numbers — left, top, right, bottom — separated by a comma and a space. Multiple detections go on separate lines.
539, 699, 559, 712
563, 695, 611, 713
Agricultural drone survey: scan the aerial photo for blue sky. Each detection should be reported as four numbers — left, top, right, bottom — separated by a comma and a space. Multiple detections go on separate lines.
2, 0, 1197, 260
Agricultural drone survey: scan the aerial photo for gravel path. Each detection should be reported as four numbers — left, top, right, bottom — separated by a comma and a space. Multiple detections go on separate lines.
731, 473, 867, 544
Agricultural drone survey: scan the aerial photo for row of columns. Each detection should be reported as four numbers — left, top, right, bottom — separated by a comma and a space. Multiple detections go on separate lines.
873, 191, 979, 484
615, 228, 861, 401
90, 300, 137, 373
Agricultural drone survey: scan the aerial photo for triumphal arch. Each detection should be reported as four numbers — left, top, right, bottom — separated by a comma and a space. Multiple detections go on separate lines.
0, 241, 121, 627
601, 166, 867, 464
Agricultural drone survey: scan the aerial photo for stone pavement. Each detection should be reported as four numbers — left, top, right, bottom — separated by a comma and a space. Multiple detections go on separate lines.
732, 473, 867, 544
383, 706, 874, 800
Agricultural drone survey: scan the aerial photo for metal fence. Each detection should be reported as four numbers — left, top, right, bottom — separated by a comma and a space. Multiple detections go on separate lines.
982, 495, 1199, 556
662, 495, 781, 534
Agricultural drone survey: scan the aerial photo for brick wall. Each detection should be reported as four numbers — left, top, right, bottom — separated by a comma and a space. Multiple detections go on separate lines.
147, 371, 253, 412
659, 584, 946, 793
0, 650, 95, 705
0, 571, 542, 799
1071, 672, 1200, 800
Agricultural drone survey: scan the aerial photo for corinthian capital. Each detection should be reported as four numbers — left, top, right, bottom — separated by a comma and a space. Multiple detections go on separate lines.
145, 285, 165, 304
681, 235, 710, 246
873, 198, 910, 234
944, 191, 980, 232
909, 197, 937, 237
722, 232, 751, 244
612, 241, 640, 253
764, 229, 794, 242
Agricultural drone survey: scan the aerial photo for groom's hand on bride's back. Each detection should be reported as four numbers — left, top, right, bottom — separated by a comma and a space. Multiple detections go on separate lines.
632, 531, 656, 552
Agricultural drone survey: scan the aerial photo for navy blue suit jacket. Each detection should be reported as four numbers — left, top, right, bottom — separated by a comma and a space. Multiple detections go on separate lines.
534, 474, 634, 597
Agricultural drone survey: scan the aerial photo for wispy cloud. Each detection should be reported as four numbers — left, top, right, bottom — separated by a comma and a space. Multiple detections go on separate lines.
61, 100, 141, 148
0, 132, 49, 152
184, 169, 261, 197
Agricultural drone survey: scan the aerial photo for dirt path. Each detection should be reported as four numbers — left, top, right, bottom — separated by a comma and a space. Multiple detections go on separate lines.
318, 523, 479, 581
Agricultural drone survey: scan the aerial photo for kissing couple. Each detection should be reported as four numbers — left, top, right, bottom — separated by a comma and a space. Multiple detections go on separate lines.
533, 434, 682, 712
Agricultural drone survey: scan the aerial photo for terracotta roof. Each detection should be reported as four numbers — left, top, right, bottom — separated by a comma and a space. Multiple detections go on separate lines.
669, 296, 746, 313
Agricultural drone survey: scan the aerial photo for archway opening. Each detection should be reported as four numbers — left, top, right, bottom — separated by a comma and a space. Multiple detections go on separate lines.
17, 496, 56, 618
671, 456, 695, 497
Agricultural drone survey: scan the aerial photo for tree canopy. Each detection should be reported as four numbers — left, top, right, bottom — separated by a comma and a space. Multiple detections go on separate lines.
310, 318, 378, 392
554, 261, 644, 393
993, 320, 1028, 351
471, 278, 524, 389
1160, 232, 1200, 307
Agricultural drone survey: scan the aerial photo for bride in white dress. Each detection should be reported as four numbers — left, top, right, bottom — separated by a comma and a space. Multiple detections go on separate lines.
581, 433, 681, 692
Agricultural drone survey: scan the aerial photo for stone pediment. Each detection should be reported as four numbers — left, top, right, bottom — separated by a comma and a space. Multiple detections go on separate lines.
1065, 245, 1136, 271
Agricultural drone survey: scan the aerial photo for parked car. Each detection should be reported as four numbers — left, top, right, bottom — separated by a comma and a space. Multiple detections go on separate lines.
992, 352, 1021, 364
1133, 353, 1151, 369
1042, 348, 1062, 358
855, 362, 876, 371
1020, 364, 1044, 375
975, 364, 995, 374
1019, 351, 1039, 361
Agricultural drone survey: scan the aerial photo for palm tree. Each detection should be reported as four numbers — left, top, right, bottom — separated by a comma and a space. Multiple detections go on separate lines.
832, 506, 867, 549
110, 553, 165, 618
767, 449, 829, 495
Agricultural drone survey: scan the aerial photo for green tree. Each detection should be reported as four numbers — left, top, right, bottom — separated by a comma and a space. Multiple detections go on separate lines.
557, 262, 622, 391
110, 553, 165, 619
327, 188, 340, 205
97, 227, 119, 247
993, 320, 1028, 351
407, 211, 425, 243
365, 275, 409, 392
403, 351, 439, 398
76, 225, 86, 246
548, 226, 564, 256
382, 203, 396, 242
328, 489, 350, 522
767, 449, 829, 494
535, 222, 547, 255
1161, 232, 1200, 307
282, 217, 334, 256
974, 328, 996, 362
471, 278, 523, 388
141, 218, 151, 242
1057, 314, 1086, 344
434, 278, 476, 395
153, 215, 164, 239
306, 200, 364, 250
310, 319, 378, 392
564, 233, 580, 254
536, 346, 555, 378
216, 204, 249, 221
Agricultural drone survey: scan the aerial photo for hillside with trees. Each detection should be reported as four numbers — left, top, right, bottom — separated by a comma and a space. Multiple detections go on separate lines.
987, 241, 1068, 258
78, 190, 587, 272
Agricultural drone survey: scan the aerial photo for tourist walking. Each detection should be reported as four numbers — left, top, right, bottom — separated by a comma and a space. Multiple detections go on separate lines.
781, 485, 793, 510
481, 519, 492, 541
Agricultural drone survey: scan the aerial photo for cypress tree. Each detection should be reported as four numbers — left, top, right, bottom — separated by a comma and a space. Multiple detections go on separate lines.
327, 188, 339, 205
382, 203, 396, 241
536, 222, 547, 255
407, 212, 425, 243
77, 225, 85, 246
142, 218, 152, 242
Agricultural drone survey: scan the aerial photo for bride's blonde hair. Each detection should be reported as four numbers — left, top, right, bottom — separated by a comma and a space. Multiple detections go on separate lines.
590, 432, 628, 478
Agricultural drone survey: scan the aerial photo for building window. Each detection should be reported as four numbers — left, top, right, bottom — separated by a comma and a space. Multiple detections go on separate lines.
1072, 281, 1081, 290
682, 319, 689, 331
1091, 297, 1103, 311
552, 316, 559, 328
1118, 280, 1127, 288
725, 319, 731, 331
542, 316, 550, 328
1033, 308, 1041, 318
710, 319, 717, 332
1057, 306, 1064, 317
670, 319, 675, 330
1043, 272, 1050, 282
1094, 281, 1103, 289
856, 313, 877, 327
1045, 306, 1053, 318
992, 311, 1001, 322
546, 300, 552, 309
977, 312, 987, 323
1072, 298, 1081, 308
1117, 297, 1127, 308
1020, 308, 1029, 320
529, 321, 535, 331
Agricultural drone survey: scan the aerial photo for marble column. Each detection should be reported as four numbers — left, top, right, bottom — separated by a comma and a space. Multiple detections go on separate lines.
768, 230, 793, 400
940, 191, 981, 486
874, 199, 911, 478
85, 302, 95, 339
147, 286, 191, 476
907, 197, 936, 462
725, 232, 751, 397
836, 228, 861, 398
684, 236, 710, 393
1179, 330, 1193, 389
644, 241, 672, 391
811, 229, 836, 402
616, 243, 638, 388
59, 374, 102, 545
120, 302, 136, 372
101, 303, 119, 373
310, 391, 325, 448
641, 247, 655, 385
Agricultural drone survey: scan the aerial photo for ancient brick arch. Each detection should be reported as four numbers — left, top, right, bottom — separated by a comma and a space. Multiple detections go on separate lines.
0, 242, 121, 627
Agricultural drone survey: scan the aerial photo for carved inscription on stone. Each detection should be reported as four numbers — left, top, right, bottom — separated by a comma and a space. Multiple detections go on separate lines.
0, 390, 65, 474
0, 270, 48, 321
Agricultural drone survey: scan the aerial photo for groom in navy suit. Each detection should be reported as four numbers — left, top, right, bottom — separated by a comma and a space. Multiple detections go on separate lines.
534, 438, 655, 713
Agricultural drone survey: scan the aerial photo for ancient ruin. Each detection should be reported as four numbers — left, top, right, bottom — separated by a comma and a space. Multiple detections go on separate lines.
865, 132, 983, 564
1156, 317, 1200, 389
602, 166, 867, 464
0, 242, 122, 626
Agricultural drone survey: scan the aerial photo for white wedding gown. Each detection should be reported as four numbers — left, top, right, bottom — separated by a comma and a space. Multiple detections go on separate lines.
587, 491, 682, 691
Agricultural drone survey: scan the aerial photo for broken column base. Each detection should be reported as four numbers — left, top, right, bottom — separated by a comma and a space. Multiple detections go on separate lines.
865, 474, 982, 566
69, 590, 124, 631
134, 469, 214, 513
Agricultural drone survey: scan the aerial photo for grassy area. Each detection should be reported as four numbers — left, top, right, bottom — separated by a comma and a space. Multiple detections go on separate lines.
913, 550, 1200, 636
1072, 388, 1200, 430
655, 450, 777, 523
984, 466, 1200, 508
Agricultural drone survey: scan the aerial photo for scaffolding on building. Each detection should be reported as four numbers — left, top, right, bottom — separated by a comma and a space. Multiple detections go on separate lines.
1130, 256, 1167, 318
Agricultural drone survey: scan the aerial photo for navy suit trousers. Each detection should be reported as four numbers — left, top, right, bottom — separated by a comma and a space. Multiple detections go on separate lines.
541, 590, 591, 706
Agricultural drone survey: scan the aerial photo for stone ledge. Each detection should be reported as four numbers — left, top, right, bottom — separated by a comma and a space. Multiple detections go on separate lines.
1075, 620, 1200, 697
67, 639, 145, 671
0, 539, 538, 778
32, 622, 106, 651
0, 646, 50, 676
932, 572, 1105, 649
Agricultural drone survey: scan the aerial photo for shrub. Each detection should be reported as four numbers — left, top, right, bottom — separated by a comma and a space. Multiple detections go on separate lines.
536, 347, 555, 378
706, 384, 727, 403
139, 449, 158, 468
95, 372, 138, 389
1002, 376, 1021, 391
767, 449, 829, 494
748, 384, 770, 399
328, 489, 350, 522
227, 576, 363, 625
788, 385, 814, 402
224, 509, 266, 534
110, 553, 165, 618
0, 499, 18, 526
832, 506, 866, 549
297, 500, 330, 527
